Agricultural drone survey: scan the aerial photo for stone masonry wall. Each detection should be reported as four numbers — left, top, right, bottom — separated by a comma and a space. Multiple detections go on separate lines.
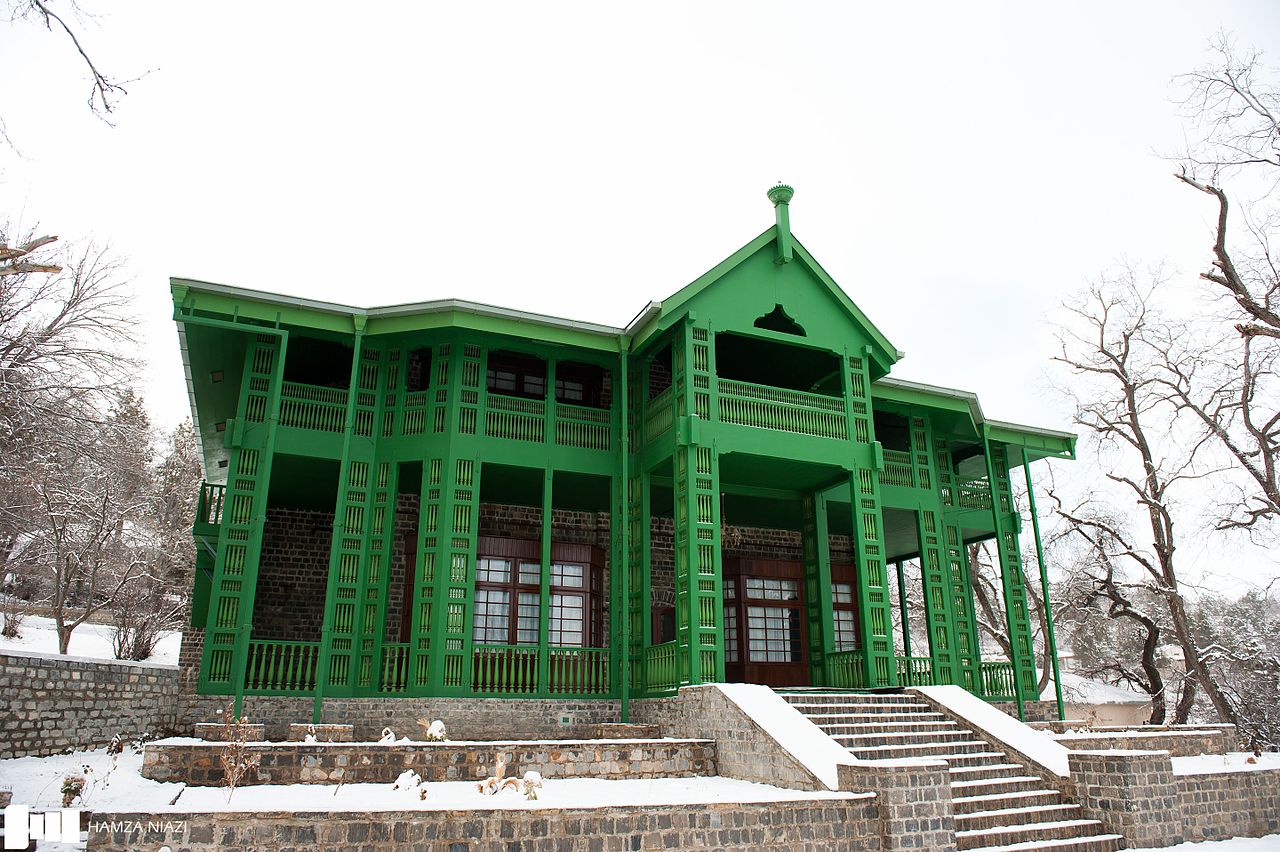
252, 506, 332, 642
1069, 750, 1184, 848
88, 798, 884, 851
142, 738, 715, 785
0, 650, 180, 758
631, 685, 829, 791
1055, 729, 1229, 757
177, 693, 621, 741
1176, 768, 1280, 843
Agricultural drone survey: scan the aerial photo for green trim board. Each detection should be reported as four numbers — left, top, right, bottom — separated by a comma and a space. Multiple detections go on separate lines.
178, 185, 1067, 709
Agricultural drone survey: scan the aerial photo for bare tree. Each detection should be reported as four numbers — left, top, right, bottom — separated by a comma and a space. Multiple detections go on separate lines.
1052, 271, 1238, 725
967, 542, 1053, 698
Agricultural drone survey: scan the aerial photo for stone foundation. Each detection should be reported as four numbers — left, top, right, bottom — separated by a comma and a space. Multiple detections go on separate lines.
142, 738, 715, 785
286, 723, 353, 742
0, 650, 179, 758
1069, 750, 1184, 848
839, 760, 955, 852
1176, 768, 1280, 842
87, 797, 884, 851
192, 722, 265, 741
1055, 728, 1231, 756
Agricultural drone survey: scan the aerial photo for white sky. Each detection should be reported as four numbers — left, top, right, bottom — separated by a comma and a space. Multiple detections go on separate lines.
3, 3, 1279, 588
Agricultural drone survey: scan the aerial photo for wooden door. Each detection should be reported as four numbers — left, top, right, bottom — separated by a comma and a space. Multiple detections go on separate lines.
722, 557, 810, 688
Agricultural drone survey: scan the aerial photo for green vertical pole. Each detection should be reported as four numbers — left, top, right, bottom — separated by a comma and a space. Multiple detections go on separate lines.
619, 346, 631, 720
1022, 447, 1065, 722
896, 560, 911, 663
801, 492, 835, 685
539, 468, 553, 695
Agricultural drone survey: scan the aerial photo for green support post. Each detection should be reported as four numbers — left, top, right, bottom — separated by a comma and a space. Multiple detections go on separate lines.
895, 560, 911, 663
983, 438, 1036, 719
1022, 447, 1065, 722
618, 346, 631, 719
801, 493, 836, 686
538, 468, 554, 693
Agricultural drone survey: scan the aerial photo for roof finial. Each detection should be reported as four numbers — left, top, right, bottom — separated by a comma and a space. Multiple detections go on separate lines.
767, 183, 794, 264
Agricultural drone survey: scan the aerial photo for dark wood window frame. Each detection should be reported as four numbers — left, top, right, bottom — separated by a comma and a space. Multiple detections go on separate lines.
472, 536, 606, 648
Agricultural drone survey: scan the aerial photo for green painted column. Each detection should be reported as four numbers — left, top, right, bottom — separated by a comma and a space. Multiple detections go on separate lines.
983, 439, 1037, 713
538, 468, 554, 693
1021, 447, 1065, 721
933, 436, 982, 692
801, 492, 836, 685
197, 329, 286, 716
843, 349, 896, 688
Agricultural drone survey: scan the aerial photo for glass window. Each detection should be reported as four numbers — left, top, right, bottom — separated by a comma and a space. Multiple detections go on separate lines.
724, 578, 736, 600
517, 592, 540, 645
724, 606, 739, 663
551, 562, 585, 588
549, 593, 585, 646
745, 577, 799, 601
746, 605, 802, 662
476, 557, 512, 584
518, 561, 541, 585
472, 589, 510, 643
834, 609, 858, 651
832, 582, 853, 604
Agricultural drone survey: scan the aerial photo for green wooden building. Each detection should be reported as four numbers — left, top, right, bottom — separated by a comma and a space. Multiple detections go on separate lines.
177, 185, 1073, 716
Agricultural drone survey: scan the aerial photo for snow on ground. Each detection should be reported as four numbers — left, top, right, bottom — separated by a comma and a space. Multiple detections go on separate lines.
0, 746, 863, 816
1150, 836, 1280, 851
0, 615, 180, 666
1173, 752, 1280, 775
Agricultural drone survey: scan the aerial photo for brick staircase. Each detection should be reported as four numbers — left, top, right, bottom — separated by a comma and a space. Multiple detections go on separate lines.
783, 692, 1123, 852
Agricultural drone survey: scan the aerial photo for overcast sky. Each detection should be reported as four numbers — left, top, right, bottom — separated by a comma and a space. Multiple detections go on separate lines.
3, 3, 1279, 585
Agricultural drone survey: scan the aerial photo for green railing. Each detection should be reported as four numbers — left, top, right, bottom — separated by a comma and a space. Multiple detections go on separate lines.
956, 477, 994, 510
470, 645, 612, 696
196, 481, 225, 526
379, 643, 410, 694
827, 649, 868, 689
243, 640, 320, 693
896, 655, 934, 686
644, 386, 675, 443
485, 394, 546, 443
880, 449, 915, 488
716, 378, 848, 440
555, 403, 610, 451
644, 641, 678, 692
548, 647, 611, 695
279, 381, 347, 432
979, 660, 1017, 700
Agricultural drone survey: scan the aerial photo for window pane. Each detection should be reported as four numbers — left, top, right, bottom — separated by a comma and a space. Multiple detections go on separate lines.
551, 562, 585, 588
476, 558, 511, 584
832, 582, 853, 604
518, 561, 541, 586
746, 605, 802, 662
723, 578, 736, 600
549, 592, 585, 646
724, 606, 739, 663
517, 592, 540, 645
745, 577, 799, 601
472, 589, 511, 643
834, 610, 858, 651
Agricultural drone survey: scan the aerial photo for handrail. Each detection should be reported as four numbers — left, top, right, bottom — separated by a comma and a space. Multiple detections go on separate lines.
956, 477, 994, 510
716, 378, 844, 411
880, 450, 915, 488
895, 655, 934, 686
979, 660, 1017, 700
716, 378, 848, 440
378, 643, 410, 693
196, 481, 225, 526
643, 641, 678, 692
244, 640, 320, 693
279, 381, 347, 432
555, 402, 611, 451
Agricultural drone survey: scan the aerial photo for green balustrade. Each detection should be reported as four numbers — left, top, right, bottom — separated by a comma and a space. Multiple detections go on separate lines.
827, 649, 868, 689
643, 641, 678, 693
548, 647, 610, 695
979, 660, 1017, 700
895, 655, 934, 686
956, 477, 994, 510
484, 394, 546, 442
378, 643, 410, 693
244, 640, 320, 693
879, 450, 915, 488
196, 482, 225, 526
279, 381, 348, 432
716, 378, 847, 439
555, 403, 611, 450
644, 386, 675, 443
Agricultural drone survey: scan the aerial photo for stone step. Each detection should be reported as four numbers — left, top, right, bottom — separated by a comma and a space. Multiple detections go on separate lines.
965, 834, 1123, 852
949, 774, 1047, 798
786, 700, 932, 712
956, 820, 1109, 851
947, 762, 1029, 780
956, 803, 1082, 831
843, 739, 992, 759
922, 751, 1008, 769
781, 692, 913, 703
798, 711, 949, 725
833, 727, 976, 745
817, 720, 961, 735
952, 788, 1066, 815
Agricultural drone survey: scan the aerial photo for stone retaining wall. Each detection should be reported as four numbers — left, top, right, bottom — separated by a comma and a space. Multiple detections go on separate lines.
0, 650, 179, 759
87, 798, 884, 851
1056, 729, 1229, 756
1176, 768, 1280, 842
632, 685, 829, 791
177, 694, 621, 741
141, 738, 716, 786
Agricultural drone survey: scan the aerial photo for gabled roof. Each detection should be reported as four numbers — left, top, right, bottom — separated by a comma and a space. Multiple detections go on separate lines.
628, 226, 902, 376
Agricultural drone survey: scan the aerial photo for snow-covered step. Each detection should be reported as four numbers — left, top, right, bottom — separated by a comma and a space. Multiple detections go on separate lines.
919, 751, 1008, 769
949, 774, 1047, 798
781, 691, 917, 703
964, 834, 1123, 852
947, 762, 1029, 780
842, 738, 993, 759
956, 803, 1081, 831
951, 788, 1065, 815
956, 819, 1108, 851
